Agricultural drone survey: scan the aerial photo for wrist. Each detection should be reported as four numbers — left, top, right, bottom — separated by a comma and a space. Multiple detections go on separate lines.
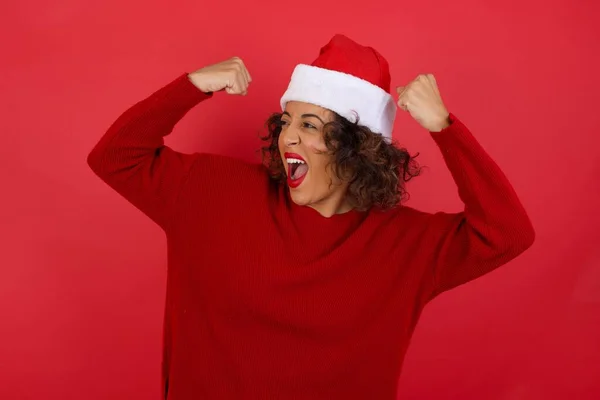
429, 113, 452, 132
187, 72, 210, 93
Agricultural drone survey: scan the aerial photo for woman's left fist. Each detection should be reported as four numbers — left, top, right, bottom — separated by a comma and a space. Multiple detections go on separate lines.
396, 74, 450, 132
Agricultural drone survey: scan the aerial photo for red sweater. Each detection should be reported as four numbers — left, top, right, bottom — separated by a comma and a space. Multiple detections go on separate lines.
88, 74, 535, 399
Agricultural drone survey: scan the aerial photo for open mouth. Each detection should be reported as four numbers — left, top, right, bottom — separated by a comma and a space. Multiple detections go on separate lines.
285, 152, 308, 188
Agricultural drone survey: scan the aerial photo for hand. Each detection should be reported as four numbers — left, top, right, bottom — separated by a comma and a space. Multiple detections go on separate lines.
396, 74, 450, 132
188, 57, 252, 95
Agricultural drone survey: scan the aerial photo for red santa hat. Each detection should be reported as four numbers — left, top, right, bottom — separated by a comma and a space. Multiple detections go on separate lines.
280, 34, 397, 139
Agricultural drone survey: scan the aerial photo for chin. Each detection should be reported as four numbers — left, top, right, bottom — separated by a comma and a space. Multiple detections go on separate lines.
288, 189, 312, 206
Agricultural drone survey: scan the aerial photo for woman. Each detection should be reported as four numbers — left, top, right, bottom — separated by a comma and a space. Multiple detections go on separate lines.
88, 34, 534, 399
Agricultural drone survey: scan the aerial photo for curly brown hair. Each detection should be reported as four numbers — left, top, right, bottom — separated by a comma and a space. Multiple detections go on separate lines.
260, 111, 422, 211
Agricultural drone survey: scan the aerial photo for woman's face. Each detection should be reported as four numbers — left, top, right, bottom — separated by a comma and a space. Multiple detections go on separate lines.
278, 101, 351, 217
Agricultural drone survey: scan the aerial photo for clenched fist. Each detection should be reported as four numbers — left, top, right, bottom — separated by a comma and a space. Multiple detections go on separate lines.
188, 57, 252, 95
396, 74, 450, 132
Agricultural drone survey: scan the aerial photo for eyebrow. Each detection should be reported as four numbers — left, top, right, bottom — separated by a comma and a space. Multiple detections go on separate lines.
282, 111, 325, 125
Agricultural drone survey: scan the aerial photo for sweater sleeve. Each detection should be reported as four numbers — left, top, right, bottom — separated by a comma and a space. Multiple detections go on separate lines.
424, 113, 535, 298
87, 73, 212, 230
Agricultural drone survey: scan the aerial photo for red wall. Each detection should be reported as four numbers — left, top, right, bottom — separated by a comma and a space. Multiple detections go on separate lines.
2, 0, 599, 399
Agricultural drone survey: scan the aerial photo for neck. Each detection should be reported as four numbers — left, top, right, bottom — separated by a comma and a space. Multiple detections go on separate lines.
308, 194, 354, 218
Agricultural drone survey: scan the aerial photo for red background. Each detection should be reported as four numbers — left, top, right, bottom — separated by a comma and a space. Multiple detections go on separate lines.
2, 0, 599, 399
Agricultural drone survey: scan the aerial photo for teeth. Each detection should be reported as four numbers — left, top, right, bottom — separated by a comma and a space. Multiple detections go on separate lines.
286, 158, 305, 164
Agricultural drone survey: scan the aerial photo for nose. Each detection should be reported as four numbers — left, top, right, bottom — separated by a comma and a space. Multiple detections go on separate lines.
281, 125, 300, 147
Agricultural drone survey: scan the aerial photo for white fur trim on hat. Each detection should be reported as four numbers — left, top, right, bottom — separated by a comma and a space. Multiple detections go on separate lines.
280, 64, 397, 139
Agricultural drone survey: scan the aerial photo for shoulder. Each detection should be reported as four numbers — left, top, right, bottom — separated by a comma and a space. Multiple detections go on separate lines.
375, 204, 466, 244
182, 152, 275, 203
169, 152, 279, 235
369, 203, 431, 224
366, 204, 442, 239
190, 152, 269, 183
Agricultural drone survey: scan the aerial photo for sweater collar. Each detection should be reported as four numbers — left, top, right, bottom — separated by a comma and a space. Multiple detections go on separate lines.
284, 187, 367, 226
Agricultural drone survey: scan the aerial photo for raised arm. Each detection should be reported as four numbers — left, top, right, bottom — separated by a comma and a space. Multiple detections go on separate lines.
396, 74, 535, 298
87, 57, 252, 230
425, 114, 534, 296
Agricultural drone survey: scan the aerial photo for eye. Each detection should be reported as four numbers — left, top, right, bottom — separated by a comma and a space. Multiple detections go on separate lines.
302, 122, 317, 130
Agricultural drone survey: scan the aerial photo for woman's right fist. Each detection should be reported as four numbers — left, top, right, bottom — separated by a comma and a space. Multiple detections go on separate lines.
188, 57, 252, 95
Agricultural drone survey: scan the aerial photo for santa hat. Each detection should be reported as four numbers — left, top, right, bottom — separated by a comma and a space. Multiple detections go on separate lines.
280, 34, 397, 139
